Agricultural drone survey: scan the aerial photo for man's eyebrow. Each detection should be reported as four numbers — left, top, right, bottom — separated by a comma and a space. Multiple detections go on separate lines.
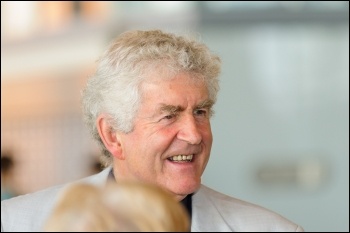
158, 100, 214, 113
159, 104, 184, 113
196, 100, 214, 109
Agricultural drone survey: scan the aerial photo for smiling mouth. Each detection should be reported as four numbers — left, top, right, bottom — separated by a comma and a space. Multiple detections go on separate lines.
168, 154, 193, 162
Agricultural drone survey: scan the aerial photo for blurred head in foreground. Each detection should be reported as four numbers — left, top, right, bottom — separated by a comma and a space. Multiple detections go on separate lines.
44, 181, 190, 232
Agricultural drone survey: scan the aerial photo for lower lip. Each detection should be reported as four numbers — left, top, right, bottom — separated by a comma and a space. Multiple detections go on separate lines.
166, 158, 195, 168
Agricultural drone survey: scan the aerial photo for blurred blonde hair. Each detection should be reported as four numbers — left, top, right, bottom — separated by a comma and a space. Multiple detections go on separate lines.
44, 181, 190, 232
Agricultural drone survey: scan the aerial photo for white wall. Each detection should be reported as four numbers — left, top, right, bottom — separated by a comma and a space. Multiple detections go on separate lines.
201, 23, 349, 232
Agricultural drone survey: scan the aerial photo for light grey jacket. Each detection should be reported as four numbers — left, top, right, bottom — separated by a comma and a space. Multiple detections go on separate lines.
1, 167, 304, 232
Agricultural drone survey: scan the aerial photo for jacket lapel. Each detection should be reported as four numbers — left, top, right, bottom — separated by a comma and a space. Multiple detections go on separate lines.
191, 185, 232, 232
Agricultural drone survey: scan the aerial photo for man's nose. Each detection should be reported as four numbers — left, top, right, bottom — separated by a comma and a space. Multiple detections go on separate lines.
177, 115, 202, 145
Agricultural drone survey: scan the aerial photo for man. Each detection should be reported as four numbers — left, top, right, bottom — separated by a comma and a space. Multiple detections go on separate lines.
1, 29, 304, 232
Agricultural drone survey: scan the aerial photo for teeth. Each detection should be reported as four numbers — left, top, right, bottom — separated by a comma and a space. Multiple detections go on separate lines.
169, 154, 193, 162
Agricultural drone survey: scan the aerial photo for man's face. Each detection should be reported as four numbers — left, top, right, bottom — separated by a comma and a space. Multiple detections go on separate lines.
115, 72, 213, 200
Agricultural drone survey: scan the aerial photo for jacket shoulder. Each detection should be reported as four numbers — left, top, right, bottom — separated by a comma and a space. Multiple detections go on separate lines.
1, 168, 111, 232
192, 185, 304, 232
1, 184, 64, 231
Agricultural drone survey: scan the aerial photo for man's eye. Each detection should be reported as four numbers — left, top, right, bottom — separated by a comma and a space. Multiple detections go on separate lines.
163, 114, 176, 120
194, 109, 207, 116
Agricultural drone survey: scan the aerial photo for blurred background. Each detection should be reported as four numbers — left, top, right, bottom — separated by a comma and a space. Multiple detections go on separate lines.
1, 1, 349, 231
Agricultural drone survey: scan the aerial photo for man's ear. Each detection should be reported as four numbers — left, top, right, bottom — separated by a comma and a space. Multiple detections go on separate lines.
96, 114, 125, 160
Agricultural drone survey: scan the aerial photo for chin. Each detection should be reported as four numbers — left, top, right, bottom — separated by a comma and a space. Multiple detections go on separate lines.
172, 181, 200, 196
